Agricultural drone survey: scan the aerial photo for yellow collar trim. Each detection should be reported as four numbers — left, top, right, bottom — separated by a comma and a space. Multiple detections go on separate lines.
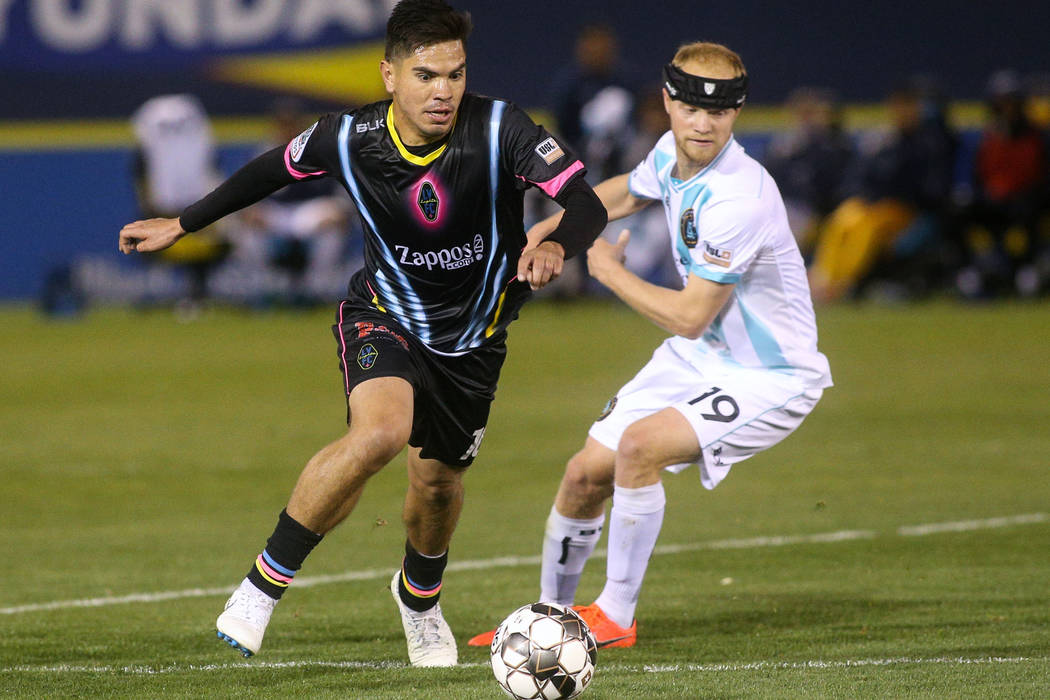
386, 103, 451, 166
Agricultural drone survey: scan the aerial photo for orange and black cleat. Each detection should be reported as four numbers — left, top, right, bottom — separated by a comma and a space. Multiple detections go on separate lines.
468, 603, 636, 648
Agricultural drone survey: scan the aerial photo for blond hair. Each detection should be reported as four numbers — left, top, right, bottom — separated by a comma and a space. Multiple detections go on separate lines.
672, 42, 746, 78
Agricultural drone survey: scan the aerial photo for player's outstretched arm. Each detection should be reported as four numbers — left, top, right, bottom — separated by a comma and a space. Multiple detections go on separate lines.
588, 229, 734, 338
117, 146, 299, 256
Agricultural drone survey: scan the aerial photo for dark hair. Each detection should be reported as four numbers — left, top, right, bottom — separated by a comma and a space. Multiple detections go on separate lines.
385, 0, 473, 60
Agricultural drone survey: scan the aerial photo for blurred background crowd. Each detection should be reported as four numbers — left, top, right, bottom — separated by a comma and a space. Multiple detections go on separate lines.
3, 3, 1046, 315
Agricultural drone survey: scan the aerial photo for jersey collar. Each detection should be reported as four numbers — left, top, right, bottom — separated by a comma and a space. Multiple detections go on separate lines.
386, 103, 454, 166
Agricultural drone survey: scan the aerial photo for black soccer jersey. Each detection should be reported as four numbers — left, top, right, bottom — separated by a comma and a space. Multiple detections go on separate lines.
283, 94, 585, 354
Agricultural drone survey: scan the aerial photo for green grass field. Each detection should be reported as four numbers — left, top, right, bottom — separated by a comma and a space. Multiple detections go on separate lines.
2, 300, 1048, 698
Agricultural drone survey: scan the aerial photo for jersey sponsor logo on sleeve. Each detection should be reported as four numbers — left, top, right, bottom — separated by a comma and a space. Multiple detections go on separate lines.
596, 396, 618, 421
534, 136, 565, 165
680, 208, 698, 248
702, 240, 733, 267
289, 122, 317, 163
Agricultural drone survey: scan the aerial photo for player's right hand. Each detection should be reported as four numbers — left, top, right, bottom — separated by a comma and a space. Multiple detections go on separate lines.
118, 217, 186, 254
587, 228, 629, 277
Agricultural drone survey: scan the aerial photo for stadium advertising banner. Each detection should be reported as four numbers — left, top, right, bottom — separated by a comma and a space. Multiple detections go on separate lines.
0, 0, 390, 63
0, 0, 397, 117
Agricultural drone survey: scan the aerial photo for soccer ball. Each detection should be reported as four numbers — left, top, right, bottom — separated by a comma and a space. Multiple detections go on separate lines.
490, 602, 598, 700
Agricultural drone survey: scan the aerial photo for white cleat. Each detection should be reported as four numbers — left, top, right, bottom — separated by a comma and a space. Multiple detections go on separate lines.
216, 579, 277, 657
390, 571, 458, 667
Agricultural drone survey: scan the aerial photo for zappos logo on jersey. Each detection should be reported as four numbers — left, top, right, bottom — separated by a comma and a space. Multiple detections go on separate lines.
679, 208, 698, 248
395, 237, 484, 271
417, 181, 439, 222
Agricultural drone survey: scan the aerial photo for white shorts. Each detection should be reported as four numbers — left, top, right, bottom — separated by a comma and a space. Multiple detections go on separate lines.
588, 339, 823, 489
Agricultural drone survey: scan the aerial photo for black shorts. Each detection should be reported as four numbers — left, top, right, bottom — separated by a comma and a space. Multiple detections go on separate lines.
331, 298, 507, 467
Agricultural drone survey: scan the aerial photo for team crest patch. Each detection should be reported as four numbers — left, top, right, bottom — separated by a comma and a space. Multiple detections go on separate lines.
357, 343, 378, 370
534, 136, 565, 165
289, 122, 317, 163
417, 181, 439, 222
680, 208, 698, 248
702, 240, 733, 267
596, 396, 617, 421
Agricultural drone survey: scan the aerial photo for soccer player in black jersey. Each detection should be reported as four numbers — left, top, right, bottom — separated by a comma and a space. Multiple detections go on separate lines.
118, 0, 606, 667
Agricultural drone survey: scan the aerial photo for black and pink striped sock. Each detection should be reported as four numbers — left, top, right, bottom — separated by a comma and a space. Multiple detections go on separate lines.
245, 509, 323, 600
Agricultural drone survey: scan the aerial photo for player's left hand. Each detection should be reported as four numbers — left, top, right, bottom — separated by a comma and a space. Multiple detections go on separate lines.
586, 229, 629, 282
517, 240, 564, 290
118, 217, 186, 254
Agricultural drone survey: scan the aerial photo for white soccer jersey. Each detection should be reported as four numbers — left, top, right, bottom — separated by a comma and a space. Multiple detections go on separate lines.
628, 131, 832, 388
132, 94, 218, 214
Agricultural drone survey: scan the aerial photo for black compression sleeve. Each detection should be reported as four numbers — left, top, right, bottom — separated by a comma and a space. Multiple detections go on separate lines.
545, 177, 608, 259
179, 146, 298, 232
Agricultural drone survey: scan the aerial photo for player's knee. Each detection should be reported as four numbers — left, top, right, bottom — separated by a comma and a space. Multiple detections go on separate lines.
351, 421, 411, 472
408, 467, 462, 505
564, 449, 614, 501
616, 424, 660, 475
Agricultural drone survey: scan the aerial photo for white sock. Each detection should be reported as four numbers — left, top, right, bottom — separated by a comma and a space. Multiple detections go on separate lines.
594, 482, 665, 628
539, 506, 605, 606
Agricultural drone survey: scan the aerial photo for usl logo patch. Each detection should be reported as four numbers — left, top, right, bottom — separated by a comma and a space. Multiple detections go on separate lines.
289, 122, 317, 163
417, 181, 439, 222
680, 208, 698, 248
596, 396, 618, 421
357, 343, 378, 370
702, 240, 733, 267
534, 136, 565, 165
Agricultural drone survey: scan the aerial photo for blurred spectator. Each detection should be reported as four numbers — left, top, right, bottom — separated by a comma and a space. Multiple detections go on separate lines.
956, 70, 1049, 298
537, 24, 636, 297
550, 24, 637, 182
131, 94, 229, 308
235, 98, 352, 307
808, 78, 957, 302
763, 87, 854, 257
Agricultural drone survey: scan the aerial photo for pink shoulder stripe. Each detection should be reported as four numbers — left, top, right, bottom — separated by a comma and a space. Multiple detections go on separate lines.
524, 160, 584, 198
284, 142, 326, 180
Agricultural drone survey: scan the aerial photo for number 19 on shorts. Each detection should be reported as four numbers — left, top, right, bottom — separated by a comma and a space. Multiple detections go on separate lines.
687, 387, 740, 423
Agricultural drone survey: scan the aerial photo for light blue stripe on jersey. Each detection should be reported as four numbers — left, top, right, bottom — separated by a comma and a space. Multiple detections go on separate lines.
654, 150, 675, 203
674, 185, 711, 277
694, 267, 742, 284
337, 115, 429, 343
460, 100, 508, 350
735, 294, 789, 368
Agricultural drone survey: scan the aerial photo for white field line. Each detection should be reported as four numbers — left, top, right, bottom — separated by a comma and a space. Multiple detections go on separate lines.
1, 513, 1044, 617
3, 655, 1044, 676
896, 512, 1047, 536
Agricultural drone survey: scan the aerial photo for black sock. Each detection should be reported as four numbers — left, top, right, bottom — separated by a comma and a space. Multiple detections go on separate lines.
397, 540, 448, 612
245, 509, 323, 600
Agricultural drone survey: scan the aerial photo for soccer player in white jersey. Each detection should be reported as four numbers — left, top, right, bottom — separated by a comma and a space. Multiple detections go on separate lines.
471, 42, 832, 649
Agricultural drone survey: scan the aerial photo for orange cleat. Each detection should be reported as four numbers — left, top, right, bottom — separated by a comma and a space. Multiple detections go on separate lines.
467, 627, 496, 647
468, 603, 636, 648
571, 604, 636, 648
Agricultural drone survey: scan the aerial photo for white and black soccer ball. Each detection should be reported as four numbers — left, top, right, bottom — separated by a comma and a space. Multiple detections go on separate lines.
490, 602, 598, 700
